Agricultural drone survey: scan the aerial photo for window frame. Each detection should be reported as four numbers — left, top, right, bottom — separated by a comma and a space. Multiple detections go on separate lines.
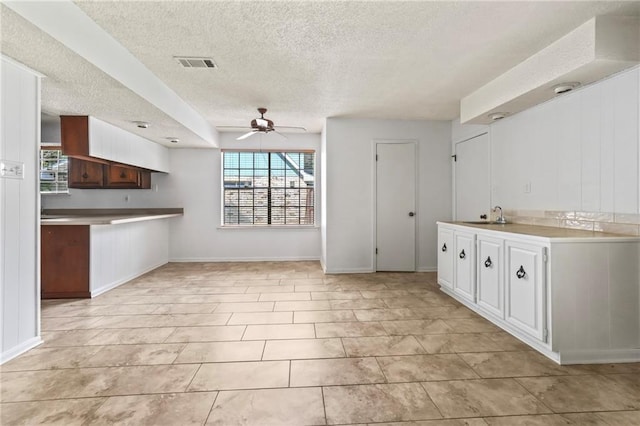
220, 149, 316, 227
39, 145, 69, 195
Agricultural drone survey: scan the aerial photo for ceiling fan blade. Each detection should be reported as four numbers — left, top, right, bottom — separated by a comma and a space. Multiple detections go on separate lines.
273, 125, 307, 131
217, 126, 253, 130
237, 130, 258, 140
273, 130, 288, 140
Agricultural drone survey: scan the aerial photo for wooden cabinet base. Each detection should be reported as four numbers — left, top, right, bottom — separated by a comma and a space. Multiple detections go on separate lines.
41, 225, 90, 299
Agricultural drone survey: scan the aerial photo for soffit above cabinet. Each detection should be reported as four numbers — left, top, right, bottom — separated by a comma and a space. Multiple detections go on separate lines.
461, 16, 640, 125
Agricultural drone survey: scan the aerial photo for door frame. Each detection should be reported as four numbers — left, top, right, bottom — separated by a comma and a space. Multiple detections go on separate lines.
371, 139, 419, 272
452, 132, 491, 221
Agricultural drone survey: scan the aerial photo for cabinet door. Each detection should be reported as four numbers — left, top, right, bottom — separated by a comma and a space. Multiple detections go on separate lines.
69, 158, 104, 188
41, 225, 90, 298
105, 165, 140, 188
505, 241, 547, 342
437, 227, 454, 289
454, 231, 476, 302
477, 235, 503, 318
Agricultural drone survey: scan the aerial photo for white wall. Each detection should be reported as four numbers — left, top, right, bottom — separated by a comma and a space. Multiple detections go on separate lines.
166, 132, 322, 262
490, 66, 640, 214
1, 57, 41, 363
323, 118, 451, 273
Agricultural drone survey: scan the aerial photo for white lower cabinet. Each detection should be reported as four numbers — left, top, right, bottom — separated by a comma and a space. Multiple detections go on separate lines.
436, 221, 640, 365
476, 234, 503, 319
453, 231, 476, 302
437, 228, 454, 290
505, 241, 546, 342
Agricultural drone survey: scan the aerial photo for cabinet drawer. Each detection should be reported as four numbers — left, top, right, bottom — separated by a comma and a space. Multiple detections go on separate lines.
505, 241, 546, 342
477, 235, 503, 318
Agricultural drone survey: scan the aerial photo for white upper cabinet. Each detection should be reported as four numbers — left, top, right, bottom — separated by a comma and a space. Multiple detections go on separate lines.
489, 67, 640, 214
88, 117, 170, 173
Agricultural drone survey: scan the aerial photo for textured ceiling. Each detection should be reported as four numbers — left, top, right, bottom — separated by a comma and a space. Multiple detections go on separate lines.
2, 1, 640, 147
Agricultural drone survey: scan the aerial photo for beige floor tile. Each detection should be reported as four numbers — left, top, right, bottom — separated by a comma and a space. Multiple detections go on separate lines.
415, 333, 504, 354
86, 328, 177, 345
311, 291, 363, 300
323, 383, 441, 424
41, 316, 104, 331
377, 354, 479, 382
213, 301, 275, 313
330, 299, 387, 310
91, 314, 231, 328
282, 278, 325, 286
442, 318, 501, 333
381, 319, 453, 335
152, 304, 219, 314
0, 398, 107, 426
174, 341, 265, 363
483, 414, 571, 425
1, 346, 103, 371
41, 329, 106, 347
290, 357, 385, 386
206, 387, 325, 425
243, 323, 315, 340
561, 410, 640, 425
568, 362, 640, 375
517, 374, 640, 412
382, 297, 441, 309
410, 306, 479, 319
274, 300, 332, 311
296, 284, 342, 292
164, 325, 246, 343
227, 311, 293, 325
315, 321, 388, 338
90, 392, 217, 426
354, 308, 418, 321
259, 292, 311, 301
375, 419, 488, 426
263, 338, 345, 360
484, 332, 532, 351
342, 336, 426, 357
188, 360, 289, 391
459, 351, 580, 378
83, 344, 185, 367
0, 365, 199, 402
246, 285, 295, 293
361, 290, 413, 299
423, 378, 551, 418
294, 310, 357, 323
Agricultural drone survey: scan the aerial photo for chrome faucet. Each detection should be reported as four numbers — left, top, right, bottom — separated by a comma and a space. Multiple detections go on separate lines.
493, 206, 507, 224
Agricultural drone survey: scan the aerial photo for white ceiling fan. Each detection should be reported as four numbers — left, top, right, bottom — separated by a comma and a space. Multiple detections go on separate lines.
218, 108, 306, 140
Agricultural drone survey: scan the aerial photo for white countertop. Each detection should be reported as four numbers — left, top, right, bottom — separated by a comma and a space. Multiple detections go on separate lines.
41, 213, 182, 225
438, 221, 640, 242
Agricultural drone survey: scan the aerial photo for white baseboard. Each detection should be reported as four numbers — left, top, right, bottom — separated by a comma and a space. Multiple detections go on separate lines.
1, 336, 43, 364
559, 349, 640, 365
169, 256, 321, 263
417, 267, 437, 272
323, 268, 375, 274
91, 260, 168, 297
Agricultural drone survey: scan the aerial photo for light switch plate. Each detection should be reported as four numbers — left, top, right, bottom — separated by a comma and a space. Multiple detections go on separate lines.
0, 159, 25, 179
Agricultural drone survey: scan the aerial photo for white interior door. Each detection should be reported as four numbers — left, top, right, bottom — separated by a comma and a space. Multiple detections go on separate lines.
455, 133, 491, 221
376, 142, 416, 271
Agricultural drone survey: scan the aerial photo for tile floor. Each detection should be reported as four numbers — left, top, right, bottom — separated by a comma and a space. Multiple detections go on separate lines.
1, 261, 640, 425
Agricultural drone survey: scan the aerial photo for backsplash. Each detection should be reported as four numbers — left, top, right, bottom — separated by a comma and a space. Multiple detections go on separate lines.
499, 210, 640, 236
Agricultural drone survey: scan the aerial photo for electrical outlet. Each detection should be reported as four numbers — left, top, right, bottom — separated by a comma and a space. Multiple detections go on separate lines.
524, 182, 532, 193
0, 159, 25, 179
124, 195, 130, 203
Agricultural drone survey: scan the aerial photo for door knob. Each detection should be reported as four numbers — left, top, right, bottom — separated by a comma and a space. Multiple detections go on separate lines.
480, 214, 487, 219
408, 212, 415, 217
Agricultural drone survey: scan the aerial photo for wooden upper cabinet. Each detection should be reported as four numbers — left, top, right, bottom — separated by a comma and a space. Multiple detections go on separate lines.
69, 158, 104, 188
60, 115, 91, 158
106, 164, 140, 187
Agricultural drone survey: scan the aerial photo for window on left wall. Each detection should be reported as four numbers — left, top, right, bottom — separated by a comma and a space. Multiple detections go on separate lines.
40, 147, 69, 194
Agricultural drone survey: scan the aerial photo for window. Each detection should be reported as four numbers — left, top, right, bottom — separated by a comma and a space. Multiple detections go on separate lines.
223, 151, 315, 225
39, 148, 68, 194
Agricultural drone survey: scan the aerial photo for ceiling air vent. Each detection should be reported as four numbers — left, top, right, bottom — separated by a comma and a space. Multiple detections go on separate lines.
174, 57, 216, 69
